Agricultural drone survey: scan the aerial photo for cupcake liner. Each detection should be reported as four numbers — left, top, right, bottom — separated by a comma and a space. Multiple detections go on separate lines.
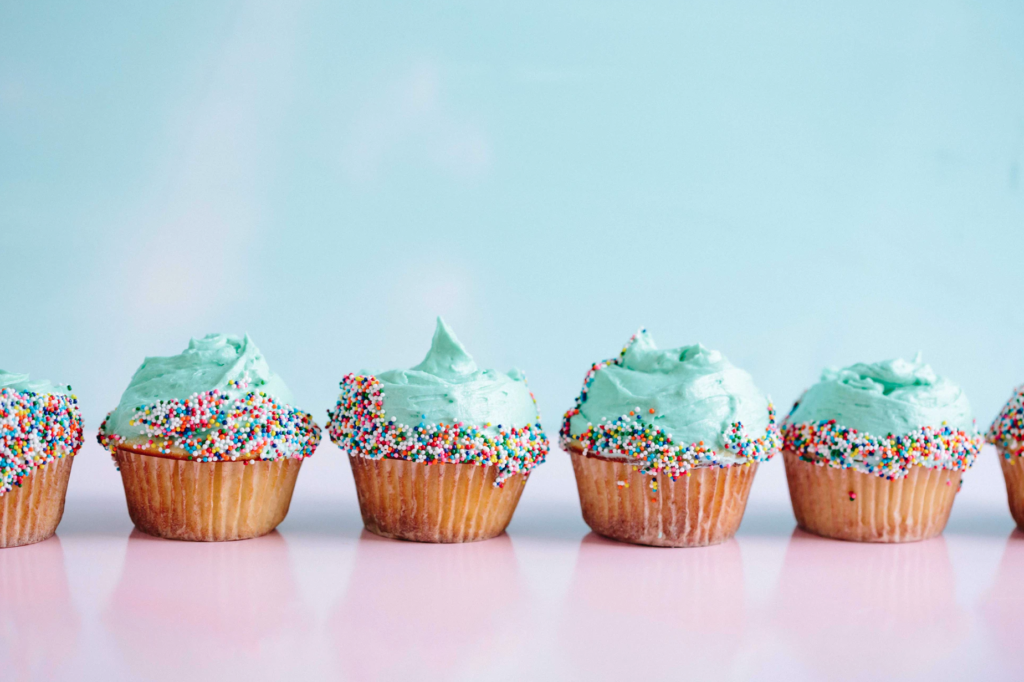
0, 455, 74, 548
114, 447, 301, 542
348, 456, 528, 543
783, 449, 960, 543
568, 445, 757, 547
997, 448, 1024, 530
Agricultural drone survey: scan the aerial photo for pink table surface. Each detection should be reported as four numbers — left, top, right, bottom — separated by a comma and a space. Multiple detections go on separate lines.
1, 459, 1022, 681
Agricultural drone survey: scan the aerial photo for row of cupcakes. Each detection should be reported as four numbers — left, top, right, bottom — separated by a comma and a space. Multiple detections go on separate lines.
2, 318, 1023, 548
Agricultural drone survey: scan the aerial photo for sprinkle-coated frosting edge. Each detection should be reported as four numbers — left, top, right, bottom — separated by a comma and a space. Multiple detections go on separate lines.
989, 384, 1024, 458
783, 397, 982, 479
1, 387, 84, 497
97, 378, 321, 465
326, 373, 549, 487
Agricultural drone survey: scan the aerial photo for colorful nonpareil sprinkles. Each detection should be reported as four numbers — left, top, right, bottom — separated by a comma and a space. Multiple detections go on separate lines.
559, 330, 781, 480
326, 374, 549, 487
0, 387, 83, 497
988, 384, 1024, 456
97, 388, 321, 463
782, 418, 981, 480
564, 404, 781, 479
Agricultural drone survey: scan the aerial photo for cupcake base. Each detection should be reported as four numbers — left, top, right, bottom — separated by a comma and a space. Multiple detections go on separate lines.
568, 446, 757, 547
348, 455, 527, 543
0, 455, 75, 548
783, 449, 960, 543
997, 448, 1024, 530
114, 447, 302, 542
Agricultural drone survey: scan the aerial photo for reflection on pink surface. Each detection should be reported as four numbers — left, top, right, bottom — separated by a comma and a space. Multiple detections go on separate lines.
562, 534, 746, 679
332, 531, 525, 680
104, 530, 307, 681
772, 530, 966, 680
0, 537, 80, 681
981, 531, 1024, 677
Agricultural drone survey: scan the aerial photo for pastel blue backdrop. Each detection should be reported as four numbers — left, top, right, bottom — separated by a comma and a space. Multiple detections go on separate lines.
3, 1, 1023, 504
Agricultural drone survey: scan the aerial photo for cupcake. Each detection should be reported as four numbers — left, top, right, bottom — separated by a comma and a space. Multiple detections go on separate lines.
97, 334, 321, 542
0, 371, 83, 548
327, 318, 548, 543
782, 354, 981, 543
560, 330, 780, 547
987, 385, 1024, 529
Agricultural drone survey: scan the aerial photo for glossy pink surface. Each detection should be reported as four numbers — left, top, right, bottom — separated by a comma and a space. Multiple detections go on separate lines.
1, 491, 1022, 682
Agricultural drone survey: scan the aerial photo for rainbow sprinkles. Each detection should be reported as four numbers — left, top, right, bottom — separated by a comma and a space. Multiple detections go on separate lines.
988, 384, 1024, 457
97, 378, 321, 463
783, 400, 982, 480
326, 373, 549, 487
559, 330, 782, 481
1, 387, 83, 496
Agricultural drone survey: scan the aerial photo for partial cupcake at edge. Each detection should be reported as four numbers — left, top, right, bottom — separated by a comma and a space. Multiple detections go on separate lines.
326, 317, 549, 543
560, 329, 781, 548
782, 354, 981, 543
97, 334, 321, 542
0, 370, 83, 548
988, 383, 1024, 529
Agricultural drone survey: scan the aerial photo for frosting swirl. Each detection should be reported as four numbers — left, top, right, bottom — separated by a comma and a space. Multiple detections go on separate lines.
97, 334, 320, 462
326, 318, 548, 486
565, 331, 772, 454
783, 355, 980, 478
561, 330, 779, 474
374, 318, 540, 432
787, 354, 975, 436
0, 370, 72, 396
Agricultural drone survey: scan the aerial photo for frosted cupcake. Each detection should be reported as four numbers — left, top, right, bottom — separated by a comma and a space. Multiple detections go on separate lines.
988, 385, 1024, 529
0, 371, 83, 547
97, 334, 321, 542
783, 355, 981, 543
561, 330, 780, 547
327, 318, 548, 543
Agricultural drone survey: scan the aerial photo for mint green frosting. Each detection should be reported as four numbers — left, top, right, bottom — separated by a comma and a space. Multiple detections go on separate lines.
0, 370, 70, 395
568, 331, 770, 450
374, 318, 539, 431
787, 354, 975, 436
105, 334, 295, 440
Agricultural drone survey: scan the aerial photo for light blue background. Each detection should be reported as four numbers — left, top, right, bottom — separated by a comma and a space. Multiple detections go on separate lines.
3, 1, 1023, 452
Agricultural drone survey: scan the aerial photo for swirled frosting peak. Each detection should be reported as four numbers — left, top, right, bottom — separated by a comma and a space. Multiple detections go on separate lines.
375, 318, 540, 430
787, 354, 975, 436
103, 334, 296, 440
326, 318, 548, 485
98, 334, 320, 462
565, 330, 772, 452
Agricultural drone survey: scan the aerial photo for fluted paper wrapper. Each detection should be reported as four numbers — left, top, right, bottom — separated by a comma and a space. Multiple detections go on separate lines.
997, 448, 1024, 530
568, 445, 757, 547
0, 455, 74, 548
348, 456, 528, 543
114, 448, 301, 542
783, 449, 960, 543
